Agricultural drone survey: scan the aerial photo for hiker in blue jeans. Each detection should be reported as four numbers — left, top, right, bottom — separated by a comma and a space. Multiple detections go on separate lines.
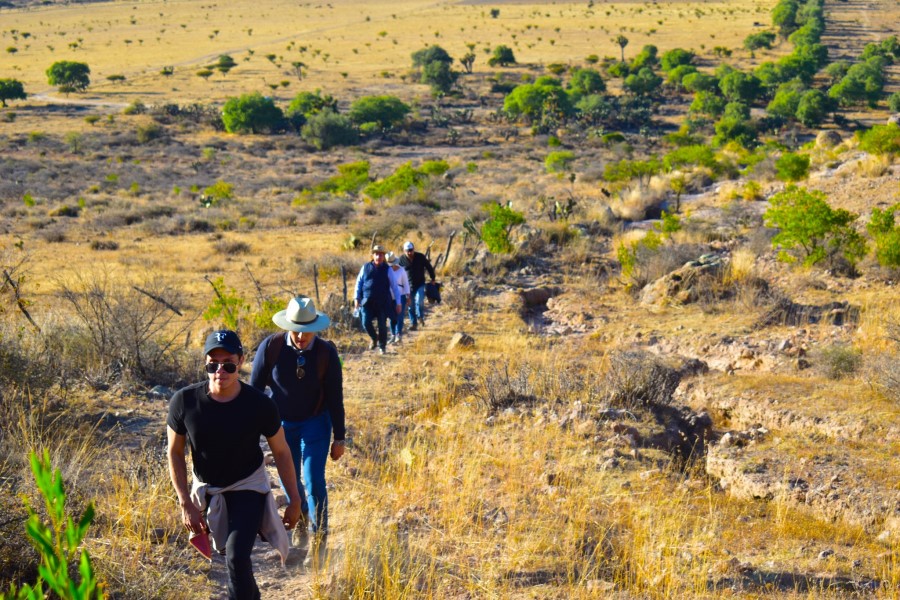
399, 241, 435, 330
249, 296, 345, 569
354, 244, 402, 354
387, 252, 409, 344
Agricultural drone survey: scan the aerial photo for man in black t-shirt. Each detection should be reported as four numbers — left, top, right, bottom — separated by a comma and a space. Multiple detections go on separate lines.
398, 241, 435, 330
167, 330, 302, 600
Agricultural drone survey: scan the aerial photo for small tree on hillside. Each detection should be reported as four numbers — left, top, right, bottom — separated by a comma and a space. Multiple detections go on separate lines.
614, 35, 629, 62
412, 45, 452, 68
0, 78, 26, 106
348, 95, 410, 131
222, 92, 284, 134
459, 52, 476, 73
301, 110, 358, 150
764, 185, 867, 267
214, 54, 237, 76
46, 60, 90, 94
488, 45, 516, 67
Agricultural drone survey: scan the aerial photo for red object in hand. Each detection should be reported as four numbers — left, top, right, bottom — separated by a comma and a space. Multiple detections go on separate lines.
189, 531, 212, 560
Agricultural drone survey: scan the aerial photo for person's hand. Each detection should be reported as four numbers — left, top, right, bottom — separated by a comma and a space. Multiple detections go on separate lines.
331, 441, 345, 461
283, 501, 302, 530
395, 304, 402, 314
180, 501, 206, 534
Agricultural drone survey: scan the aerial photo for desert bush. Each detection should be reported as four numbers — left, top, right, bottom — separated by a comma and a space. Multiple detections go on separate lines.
775, 151, 810, 181
307, 200, 355, 225
221, 92, 284, 134
856, 123, 900, 156
348, 95, 410, 131
363, 160, 449, 201
867, 203, 900, 268
301, 110, 358, 150
473, 360, 538, 411
545, 150, 575, 174
212, 239, 251, 255
763, 185, 867, 268
442, 280, 478, 313
58, 270, 190, 384
135, 121, 163, 144
46, 60, 90, 94
813, 344, 862, 380
599, 350, 680, 409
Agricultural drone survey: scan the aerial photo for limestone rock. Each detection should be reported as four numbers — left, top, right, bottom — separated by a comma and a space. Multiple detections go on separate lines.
447, 332, 475, 351
639, 254, 725, 306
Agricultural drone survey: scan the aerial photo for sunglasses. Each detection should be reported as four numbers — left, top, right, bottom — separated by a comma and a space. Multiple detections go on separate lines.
296, 354, 306, 380
205, 362, 238, 374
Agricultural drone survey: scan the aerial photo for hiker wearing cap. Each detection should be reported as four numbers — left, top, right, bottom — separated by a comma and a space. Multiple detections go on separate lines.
249, 296, 345, 569
386, 252, 410, 344
354, 245, 402, 354
399, 241, 436, 330
167, 330, 303, 599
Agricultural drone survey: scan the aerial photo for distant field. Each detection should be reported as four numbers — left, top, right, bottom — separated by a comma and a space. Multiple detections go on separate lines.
1, 0, 774, 104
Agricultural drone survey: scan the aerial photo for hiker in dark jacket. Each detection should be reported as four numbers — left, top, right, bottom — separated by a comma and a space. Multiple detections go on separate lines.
399, 241, 435, 330
249, 296, 344, 569
354, 244, 401, 354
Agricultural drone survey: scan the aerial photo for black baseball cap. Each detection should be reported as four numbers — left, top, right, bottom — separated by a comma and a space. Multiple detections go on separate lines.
203, 330, 244, 356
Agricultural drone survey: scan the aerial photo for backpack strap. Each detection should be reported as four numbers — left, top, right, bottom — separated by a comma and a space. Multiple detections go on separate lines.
263, 332, 286, 387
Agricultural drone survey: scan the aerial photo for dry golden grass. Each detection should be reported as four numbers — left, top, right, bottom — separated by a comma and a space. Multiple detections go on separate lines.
3, 0, 775, 108
4, 0, 900, 597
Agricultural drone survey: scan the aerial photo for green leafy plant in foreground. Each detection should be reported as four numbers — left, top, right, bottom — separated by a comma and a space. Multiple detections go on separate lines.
2, 450, 103, 599
763, 185, 867, 267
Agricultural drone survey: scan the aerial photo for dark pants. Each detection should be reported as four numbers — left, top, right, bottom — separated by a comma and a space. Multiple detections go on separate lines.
222, 490, 265, 600
361, 302, 388, 349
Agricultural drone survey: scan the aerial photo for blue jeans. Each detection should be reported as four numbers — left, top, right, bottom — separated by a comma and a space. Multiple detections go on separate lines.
361, 302, 389, 349
408, 285, 426, 325
390, 295, 407, 336
281, 412, 332, 533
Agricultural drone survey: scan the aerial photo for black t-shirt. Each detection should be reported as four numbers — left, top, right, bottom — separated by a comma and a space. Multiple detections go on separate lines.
167, 381, 281, 487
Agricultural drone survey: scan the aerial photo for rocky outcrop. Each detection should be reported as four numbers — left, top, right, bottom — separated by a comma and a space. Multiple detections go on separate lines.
639, 254, 725, 306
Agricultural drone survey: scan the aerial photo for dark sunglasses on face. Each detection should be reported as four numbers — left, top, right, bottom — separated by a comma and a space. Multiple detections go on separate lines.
296, 354, 306, 380
205, 362, 238, 374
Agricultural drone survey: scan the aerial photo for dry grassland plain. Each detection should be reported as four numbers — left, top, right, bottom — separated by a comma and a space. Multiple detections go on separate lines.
1, 0, 900, 598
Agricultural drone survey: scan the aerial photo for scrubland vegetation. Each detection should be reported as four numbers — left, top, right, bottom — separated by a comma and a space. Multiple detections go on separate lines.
2, 0, 900, 597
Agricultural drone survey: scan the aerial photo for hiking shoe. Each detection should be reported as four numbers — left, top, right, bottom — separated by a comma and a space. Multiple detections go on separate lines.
369, 340, 377, 350
291, 526, 309, 550
388, 334, 396, 345
409, 323, 418, 331
378, 347, 386, 355
303, 537, 328, 571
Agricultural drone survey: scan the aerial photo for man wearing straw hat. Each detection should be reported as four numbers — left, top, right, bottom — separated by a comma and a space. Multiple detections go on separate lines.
249, 296, 345, 569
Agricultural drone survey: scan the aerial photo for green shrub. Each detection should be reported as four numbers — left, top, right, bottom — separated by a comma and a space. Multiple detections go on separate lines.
301, 111, 358, 150
867, 203, 900, 267
202, 277, 248, 330
480, 203, 525, 254
313, 161, 371, 195
222, 92, 283, 134
763, 185, 867, 267
4, 451, 102, 599
203, 181, 234, 204
363, 160, 449, 201
775, 151, 810, 182
545, 150, 575, 173
888, 91, 900, 112
815, 344, 862, 380
348, 95, 410, 130
857, 123, 900, 156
